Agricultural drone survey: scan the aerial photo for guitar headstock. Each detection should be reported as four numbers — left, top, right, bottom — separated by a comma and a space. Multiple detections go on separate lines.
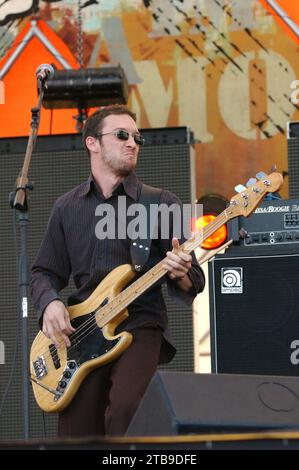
226, 171, 283, 220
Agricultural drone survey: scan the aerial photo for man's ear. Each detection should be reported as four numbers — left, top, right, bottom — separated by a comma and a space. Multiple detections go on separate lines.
86, 136, 100, 154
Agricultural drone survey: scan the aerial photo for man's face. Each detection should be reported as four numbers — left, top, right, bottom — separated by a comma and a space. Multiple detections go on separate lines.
98, 114, 141, 176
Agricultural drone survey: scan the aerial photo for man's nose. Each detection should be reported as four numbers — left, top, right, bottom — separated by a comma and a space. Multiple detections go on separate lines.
126, 134, 137, 146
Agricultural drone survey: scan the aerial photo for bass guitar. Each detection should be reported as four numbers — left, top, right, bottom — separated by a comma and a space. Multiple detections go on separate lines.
30, 171, 283, 412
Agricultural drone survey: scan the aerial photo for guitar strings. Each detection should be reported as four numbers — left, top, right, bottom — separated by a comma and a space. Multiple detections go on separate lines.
35, 212, 230, 368
34, 182, 275, 374
62, 183, 270, 356
35, 211, 230, 365
45, 261, 168, 364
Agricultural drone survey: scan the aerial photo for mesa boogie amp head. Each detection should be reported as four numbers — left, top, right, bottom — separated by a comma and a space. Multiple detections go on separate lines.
228, 198, 299, 250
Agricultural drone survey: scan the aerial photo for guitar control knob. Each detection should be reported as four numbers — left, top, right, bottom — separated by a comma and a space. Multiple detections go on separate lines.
58, 380, 67, 389
63, 370, 71, 379
68, 362, 76, 369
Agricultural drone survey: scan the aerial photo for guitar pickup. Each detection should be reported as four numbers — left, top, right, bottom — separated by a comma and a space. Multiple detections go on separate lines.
33, 356, 48, 379
49, 344, 61, 370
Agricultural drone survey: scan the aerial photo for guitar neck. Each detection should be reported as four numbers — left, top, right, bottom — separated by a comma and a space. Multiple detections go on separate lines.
95, 171, 284, 326
96, 209, 229, 327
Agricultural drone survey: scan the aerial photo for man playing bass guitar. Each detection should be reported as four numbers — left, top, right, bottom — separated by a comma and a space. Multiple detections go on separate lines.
30, 105, 205, 438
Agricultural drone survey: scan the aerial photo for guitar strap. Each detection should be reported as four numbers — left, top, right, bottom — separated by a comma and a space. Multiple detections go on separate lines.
130, 183, 162, 272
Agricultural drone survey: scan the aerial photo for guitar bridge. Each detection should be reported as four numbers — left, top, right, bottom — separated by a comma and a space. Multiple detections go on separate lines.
33, 356, 48, 379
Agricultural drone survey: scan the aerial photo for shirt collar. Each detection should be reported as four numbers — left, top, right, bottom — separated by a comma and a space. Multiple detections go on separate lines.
122, 172, 141, 201
78, 174, 93, 197
78, 172, 141, 201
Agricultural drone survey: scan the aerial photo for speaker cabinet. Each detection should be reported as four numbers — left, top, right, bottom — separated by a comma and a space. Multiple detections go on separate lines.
0, 128, 195, 440
209, 252, 299, 376
126, 371, 299, 436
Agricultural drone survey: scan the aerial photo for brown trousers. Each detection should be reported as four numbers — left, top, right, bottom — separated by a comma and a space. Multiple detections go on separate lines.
58, 327, 163, 438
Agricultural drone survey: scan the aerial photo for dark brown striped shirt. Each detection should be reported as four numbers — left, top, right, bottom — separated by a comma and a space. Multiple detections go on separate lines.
30, 172, 205, 363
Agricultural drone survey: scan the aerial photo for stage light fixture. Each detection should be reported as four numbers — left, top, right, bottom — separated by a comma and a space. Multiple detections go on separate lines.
195, 194, 228, 249
42, 65, 129, 110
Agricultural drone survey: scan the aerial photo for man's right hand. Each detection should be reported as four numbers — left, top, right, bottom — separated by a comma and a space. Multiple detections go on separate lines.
42, 300, 75, 348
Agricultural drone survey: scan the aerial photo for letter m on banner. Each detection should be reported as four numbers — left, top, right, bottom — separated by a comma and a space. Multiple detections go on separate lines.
0, 81, 4, 104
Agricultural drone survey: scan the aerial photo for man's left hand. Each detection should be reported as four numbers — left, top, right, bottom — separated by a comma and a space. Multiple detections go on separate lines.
163, 238, 192, 282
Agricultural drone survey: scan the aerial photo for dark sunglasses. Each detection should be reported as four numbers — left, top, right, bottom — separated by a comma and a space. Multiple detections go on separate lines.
97, 129, 146, 146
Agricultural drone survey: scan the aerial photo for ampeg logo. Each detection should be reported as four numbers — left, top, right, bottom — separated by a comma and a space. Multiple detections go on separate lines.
221, 268, 243, 294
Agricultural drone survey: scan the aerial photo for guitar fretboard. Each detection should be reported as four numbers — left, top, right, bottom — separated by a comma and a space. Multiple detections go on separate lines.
95, 209, 230, 327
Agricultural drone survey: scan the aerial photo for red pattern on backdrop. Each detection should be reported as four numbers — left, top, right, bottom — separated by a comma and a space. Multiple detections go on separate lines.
0, 20, 79, 136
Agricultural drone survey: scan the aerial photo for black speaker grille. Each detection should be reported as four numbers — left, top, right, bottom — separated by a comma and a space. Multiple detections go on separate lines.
138, 143, 192, 203
0, 129, 194, 439
209, 253, 299, 376
288, 135, 299, 198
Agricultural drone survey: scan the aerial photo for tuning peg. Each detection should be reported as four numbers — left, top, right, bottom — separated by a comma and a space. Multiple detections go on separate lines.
256, 171, 267, 180
246, 178, 257, 187
234, 184, 246, 193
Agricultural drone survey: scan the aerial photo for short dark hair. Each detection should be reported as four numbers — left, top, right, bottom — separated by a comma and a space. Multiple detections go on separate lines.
82, 104, 137, 155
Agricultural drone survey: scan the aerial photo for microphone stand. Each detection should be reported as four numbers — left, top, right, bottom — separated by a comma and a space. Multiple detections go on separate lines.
9, 76, 47, 439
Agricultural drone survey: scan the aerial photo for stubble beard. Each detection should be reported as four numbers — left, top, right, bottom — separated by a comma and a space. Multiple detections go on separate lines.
102, 147, 137, 177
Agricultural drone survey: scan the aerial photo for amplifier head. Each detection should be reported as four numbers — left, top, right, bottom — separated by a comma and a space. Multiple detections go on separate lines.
228, 198, 299, 251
